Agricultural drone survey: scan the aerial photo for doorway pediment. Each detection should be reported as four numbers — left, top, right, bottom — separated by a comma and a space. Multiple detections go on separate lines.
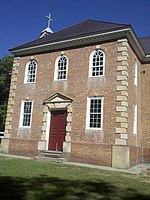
43, 93, 73, 108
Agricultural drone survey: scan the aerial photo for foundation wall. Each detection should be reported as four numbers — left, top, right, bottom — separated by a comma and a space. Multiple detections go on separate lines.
71, 143, 112, 167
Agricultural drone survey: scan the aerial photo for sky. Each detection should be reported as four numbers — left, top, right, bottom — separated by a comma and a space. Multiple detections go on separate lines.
0, 0, 150, 58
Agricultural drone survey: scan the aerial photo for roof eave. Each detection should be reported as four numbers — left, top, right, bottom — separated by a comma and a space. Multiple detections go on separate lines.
10, 27, 148, 63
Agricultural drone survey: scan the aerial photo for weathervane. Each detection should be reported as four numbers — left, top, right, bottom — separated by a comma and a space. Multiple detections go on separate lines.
46, 13, 53, 29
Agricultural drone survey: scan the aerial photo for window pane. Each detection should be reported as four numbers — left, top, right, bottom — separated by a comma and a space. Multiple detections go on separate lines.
89, 98, 102, 128
26, 60, 37, 83
22, 101, 32, 127
57, 56, 68, 80
91, 50, 104, 77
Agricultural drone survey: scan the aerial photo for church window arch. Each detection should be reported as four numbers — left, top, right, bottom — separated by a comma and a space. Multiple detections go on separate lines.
54, 55, 68, 80
24, 60, 37, 83
89, 49, 105, 77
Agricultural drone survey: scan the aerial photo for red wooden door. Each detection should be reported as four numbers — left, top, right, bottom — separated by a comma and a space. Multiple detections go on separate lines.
48, 110, 67, 151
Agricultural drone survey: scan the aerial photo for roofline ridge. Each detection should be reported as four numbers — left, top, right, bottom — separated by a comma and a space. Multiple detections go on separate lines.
139, 36, 150, 39
55, 19, 91, 31
89, 19, 130, 26
39, 19, 90, 37
9, 19, 131, 52
44, 18, 130, 37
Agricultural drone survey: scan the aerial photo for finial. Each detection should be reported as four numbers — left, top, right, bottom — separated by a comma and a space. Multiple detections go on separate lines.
46, 13, 53, 29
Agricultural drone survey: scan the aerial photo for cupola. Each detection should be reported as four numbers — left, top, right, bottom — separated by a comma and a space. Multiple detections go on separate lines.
40, 14, 53, 38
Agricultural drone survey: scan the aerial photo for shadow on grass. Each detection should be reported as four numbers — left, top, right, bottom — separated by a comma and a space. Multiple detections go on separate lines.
0, 176, 149, 200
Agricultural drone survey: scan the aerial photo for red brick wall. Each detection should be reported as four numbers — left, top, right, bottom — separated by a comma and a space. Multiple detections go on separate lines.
127, 46, 142, 148
141, 64, 150, 163
130, 146, 142, 167
141, 64, 150, 145
8, 41, 118, 159
6, 39, 147, 166
143, 148, 150, 163
9, 139, 38, 156
70, 143, 112, 166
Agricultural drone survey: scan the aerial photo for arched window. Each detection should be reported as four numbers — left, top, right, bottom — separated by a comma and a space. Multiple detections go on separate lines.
89, 49, 105, 77
54, 55, 68, 80
24, 60, 37, 83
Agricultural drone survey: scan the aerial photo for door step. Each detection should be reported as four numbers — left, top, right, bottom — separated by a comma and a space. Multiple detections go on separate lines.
34, 156, 65, 163
40, 151, 63, 158
35, 151, 66, 163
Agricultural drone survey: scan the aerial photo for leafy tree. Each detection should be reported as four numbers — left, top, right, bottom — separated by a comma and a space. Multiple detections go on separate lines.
0, 55, 13, 131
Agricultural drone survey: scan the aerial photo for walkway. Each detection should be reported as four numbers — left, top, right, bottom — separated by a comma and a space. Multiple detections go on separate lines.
64, 161, 150, 175
0, 153, 150, 175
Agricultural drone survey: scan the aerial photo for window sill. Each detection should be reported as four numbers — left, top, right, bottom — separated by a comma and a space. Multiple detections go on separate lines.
89, 75, 105, 78
19, 126, 31, 129
24, 82, 36, 84
54, 79, 67, 81
86, 127, 103, 131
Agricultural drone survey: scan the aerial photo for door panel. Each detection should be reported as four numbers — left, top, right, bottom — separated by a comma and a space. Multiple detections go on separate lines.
48, 110, 66, 151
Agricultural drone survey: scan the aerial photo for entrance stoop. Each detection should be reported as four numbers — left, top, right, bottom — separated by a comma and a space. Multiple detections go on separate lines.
35, 151, 66, 163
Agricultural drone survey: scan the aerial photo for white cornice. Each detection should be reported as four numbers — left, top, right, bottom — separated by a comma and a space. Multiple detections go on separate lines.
10, 27, 149, 63
11, 28, 131, 53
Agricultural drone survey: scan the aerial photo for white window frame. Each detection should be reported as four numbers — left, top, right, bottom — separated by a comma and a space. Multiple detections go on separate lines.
46, 111, 51, 150
86, 96, 104, 130
133, 105, 137, 134
19, 100, 33, 128
24, 60, 37, 83
133, 61, 137, 86
54, 55, 69, 81
89, 49, 105, 77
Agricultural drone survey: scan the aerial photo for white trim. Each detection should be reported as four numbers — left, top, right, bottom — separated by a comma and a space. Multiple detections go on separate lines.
19, 100, 33, 128
86, 97, 90, 129
11, 27, 148, 62
89, 49, 105, 77
133, 105, 137, 134
19, 100, 24, 127
86, 96, 104, 130
24, 63, 28, 83
54, 55, 69, 81
133, 61, 137, 86
46, 110, 51, 150
12, 28, 143, 53
24, 60, 37, 84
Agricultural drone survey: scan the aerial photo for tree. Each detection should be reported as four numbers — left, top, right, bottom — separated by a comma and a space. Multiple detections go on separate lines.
0, 55, 13, 131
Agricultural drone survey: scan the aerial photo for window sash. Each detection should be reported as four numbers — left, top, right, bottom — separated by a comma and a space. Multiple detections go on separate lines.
25, 60, 37, 83
20, 100, 33, 127
55, 55, 68, 80
86, 97, 104, 129
89, 50, 105, 77
134, 61, 137, 86
133, 105, 137, 134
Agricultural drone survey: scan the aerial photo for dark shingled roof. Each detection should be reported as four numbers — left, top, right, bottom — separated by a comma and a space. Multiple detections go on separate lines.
10, 19, 130, 51
139, 36, 150, 55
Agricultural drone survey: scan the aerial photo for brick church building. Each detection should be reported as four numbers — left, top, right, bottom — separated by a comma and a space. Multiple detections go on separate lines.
1, 18, 150, 169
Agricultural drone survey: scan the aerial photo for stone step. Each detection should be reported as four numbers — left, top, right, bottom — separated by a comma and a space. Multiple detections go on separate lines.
40, 151, 63, 158
34, 156, 65, 163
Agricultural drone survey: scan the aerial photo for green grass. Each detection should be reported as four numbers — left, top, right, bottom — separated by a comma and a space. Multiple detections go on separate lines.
0, 157, 150, 200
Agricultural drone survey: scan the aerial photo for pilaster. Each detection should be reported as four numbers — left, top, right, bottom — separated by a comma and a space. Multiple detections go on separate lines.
115, 39, 129, 145
112, 39, 130, 168
0, 57, 20, 153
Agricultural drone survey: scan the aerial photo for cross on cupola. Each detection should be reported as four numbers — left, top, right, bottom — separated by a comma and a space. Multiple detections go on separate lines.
40, 13, 53, 38
46, 13, 53, 29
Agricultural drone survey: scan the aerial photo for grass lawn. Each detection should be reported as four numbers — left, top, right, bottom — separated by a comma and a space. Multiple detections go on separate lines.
0, 157, 150, 200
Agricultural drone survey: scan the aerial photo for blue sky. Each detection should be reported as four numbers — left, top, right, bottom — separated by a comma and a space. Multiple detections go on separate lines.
0, 0, 150, 58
